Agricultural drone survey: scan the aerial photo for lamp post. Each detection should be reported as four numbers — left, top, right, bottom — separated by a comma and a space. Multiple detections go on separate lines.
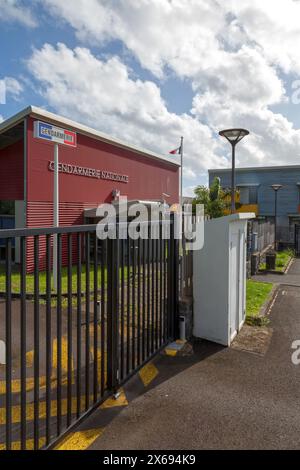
219, 128, 249, 214
271, 184, 283, 250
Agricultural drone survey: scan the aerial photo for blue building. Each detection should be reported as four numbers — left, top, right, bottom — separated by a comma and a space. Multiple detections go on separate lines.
209, 165, 300, 244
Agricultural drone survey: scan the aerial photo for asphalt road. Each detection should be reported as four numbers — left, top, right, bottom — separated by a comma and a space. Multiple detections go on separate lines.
87, 261, 300, 450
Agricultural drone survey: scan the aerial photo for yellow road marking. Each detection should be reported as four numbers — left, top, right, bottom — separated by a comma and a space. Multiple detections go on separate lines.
26, 350, 34, 367
0, 395, 93, 425
100, 388, 128, 409
0, 437, 46, 451
0, 372, 75, 395
54, 428, 103, 451
0, 376, 46, 394
139, 362, 158, 387
88, 324, 101, 335
52, 337, 74, 374
165, 348, 177, 357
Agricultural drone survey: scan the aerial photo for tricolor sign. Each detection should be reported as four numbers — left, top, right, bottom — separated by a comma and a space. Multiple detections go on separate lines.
34, 121, 77, 147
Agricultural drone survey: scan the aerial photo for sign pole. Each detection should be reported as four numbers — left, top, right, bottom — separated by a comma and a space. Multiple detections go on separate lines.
53, 143, 59, 291
180, 136, 184, 207
33, 121, 77, 291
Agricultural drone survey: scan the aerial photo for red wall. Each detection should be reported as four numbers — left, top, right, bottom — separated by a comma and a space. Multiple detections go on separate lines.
25, 201, 90, 272
26, 117, 179, 206
0, 139, 24, 201
25, 116, 179, 271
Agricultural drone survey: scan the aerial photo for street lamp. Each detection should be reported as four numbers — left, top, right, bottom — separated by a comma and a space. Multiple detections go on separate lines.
271, 184, 283, 250
219, 128, 250, 214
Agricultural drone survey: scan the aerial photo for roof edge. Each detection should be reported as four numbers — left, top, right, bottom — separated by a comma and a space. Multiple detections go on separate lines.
209, 164, 300, 173
0, 106, 181, 168
0, 106, 32, 134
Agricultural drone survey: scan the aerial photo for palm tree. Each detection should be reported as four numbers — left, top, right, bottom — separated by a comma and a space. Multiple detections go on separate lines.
193, 177, 233, 218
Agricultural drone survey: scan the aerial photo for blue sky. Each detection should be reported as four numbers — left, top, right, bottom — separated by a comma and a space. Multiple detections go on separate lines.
0, 5, 194, 118
1, 0, 300, 193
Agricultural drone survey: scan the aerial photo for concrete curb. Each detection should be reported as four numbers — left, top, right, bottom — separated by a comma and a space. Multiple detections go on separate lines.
246, 283, 279, 326
284, 256, 294, 274
259, 284, 280, 318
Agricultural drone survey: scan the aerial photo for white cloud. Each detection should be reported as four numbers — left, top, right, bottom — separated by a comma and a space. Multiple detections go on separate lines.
41, 0, 228, 78
228, 0, 300, 75
39, 1, 287, 111
192, 94, 300, 168
28, 1, 300, 190
0, 76, 23, 104
0, 0, 36, 27
27, 43, 225, 190
41, 0, 300, 80
4, 76, 23, 97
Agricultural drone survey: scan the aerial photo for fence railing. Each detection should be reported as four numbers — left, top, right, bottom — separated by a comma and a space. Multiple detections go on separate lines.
180, 238, 193, 299
248, 218, 275, 254
0, 220, 178, 450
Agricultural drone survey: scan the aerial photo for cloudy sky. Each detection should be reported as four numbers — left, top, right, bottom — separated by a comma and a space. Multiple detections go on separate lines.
1, 0, 300, 194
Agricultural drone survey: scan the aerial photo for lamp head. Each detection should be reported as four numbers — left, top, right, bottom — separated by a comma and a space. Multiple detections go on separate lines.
271, 184, 283, 192
219, 128, 249, 145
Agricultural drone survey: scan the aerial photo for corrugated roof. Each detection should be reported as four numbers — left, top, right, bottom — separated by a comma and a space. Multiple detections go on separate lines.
0, 105, 180, 168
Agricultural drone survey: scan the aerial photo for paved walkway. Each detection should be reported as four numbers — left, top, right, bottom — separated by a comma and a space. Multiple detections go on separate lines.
252, 257, 300, 286
56, 259, 300, 450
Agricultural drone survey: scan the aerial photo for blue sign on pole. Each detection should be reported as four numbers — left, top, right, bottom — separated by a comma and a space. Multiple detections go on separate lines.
34, 120, 77, 147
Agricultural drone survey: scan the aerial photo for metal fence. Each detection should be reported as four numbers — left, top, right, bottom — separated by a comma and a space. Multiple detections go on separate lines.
277, 225, 295, 245
180, 238, 193, 299
248, 218, 275, 254
0, 220, 178, 450
295, 225, 300, 256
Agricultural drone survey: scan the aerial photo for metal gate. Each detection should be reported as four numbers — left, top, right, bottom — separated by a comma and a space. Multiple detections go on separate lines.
0, 219, 178, 450
295, 224, 300, 256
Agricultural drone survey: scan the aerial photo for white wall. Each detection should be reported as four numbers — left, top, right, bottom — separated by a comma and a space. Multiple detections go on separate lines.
193, 213, 255, 346
193, 216, 230, 345
228, 220, 248, 342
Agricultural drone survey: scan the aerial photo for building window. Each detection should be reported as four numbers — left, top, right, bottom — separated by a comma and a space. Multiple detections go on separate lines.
249, 187, 258, 204
239, 187, 249, 204
239, 187, 257, 205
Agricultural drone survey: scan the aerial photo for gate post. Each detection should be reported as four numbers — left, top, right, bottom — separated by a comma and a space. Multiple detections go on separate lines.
173, 221, 180, 339
295, 225, 300, 257
168, 214, 180, 340
107, 234, 119, 392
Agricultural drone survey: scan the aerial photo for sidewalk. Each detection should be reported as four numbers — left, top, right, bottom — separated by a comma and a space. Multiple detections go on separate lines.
59, 262, 300, 450
252, 257, 300, 287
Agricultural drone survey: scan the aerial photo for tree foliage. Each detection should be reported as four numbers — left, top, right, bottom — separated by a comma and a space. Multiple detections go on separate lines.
193, 177, 230, 218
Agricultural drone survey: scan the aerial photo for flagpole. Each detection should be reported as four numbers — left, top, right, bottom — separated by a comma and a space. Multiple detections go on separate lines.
180, 136, 183, 207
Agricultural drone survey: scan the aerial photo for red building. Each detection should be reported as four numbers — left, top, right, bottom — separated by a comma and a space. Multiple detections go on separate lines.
0, 106, 180, 270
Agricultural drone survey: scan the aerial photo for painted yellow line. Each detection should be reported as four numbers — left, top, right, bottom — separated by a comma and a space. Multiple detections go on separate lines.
0, 395, 94, 425
0, 437, 46, 451
100, 388, 128, 409
139, 362, 158, 387
88, 324, 101, 335
54, 428, 103, 451
26, 350, 34, 367
0, 376, 46, 395
0, 372, 75, 395
165, 348, 177, 357
52, 337, 74, 374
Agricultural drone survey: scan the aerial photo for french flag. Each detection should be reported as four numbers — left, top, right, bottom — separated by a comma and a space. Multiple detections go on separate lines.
169, 145, 182, 155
